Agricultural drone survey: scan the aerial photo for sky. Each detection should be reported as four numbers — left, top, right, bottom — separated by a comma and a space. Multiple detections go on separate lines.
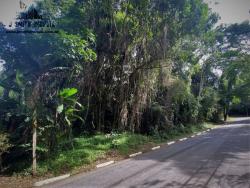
0, 0, 249, 27
205, 0, 250, 25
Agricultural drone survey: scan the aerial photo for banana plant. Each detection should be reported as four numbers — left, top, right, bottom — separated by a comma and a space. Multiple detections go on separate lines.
57, 88, 84, 126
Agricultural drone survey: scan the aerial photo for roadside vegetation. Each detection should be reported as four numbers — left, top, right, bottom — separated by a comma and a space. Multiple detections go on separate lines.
0, 0, 249, 179
21, 123, 212, 176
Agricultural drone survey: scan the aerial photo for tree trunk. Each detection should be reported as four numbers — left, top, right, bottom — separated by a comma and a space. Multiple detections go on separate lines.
32, 110, 37, 176
223, 111, 227, 122
224, 104, 229, 122
0, 156, 2, 172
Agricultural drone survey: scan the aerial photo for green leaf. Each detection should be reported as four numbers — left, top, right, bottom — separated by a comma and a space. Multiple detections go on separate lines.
65, 108, 74, 115
36, 146, 48, 153
15, 70, 24, 87
59, 88, 78, 98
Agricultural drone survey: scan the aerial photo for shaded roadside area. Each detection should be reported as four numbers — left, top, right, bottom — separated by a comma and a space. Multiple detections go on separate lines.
42, 117, 250, 188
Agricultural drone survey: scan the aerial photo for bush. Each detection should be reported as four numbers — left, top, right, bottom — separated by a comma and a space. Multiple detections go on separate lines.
141, 103, 172, 135
0, 132, 11, 172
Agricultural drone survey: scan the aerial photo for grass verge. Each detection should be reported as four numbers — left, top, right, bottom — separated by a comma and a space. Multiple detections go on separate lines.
19, 122, 216, 177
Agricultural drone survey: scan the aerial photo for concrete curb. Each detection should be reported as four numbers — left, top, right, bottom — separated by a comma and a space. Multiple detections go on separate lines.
129, 152, 142, 157
151, 146, 160, 150
34, 174, 70, 187
96, 161, 114, 168
179, 138, 187, 141
167, 141, 175, 145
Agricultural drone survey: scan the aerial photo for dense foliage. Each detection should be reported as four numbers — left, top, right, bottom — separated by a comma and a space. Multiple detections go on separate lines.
0, 0, 249, 174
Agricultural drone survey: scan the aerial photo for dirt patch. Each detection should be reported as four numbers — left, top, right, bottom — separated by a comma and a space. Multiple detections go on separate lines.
0, 176, 34, 188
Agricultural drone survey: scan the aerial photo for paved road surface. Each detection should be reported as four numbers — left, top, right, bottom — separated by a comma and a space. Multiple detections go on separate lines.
43, 118, 250, 188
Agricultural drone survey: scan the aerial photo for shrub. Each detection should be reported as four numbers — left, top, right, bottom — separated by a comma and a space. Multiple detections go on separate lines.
0, 132, 11, 171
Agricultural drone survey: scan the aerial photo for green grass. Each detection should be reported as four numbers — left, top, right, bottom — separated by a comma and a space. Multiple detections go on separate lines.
27, 122, 216, 176
35, 133, 150, 175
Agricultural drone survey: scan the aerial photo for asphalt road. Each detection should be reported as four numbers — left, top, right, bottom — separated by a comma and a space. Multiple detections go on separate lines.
43, 117, 250, 188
